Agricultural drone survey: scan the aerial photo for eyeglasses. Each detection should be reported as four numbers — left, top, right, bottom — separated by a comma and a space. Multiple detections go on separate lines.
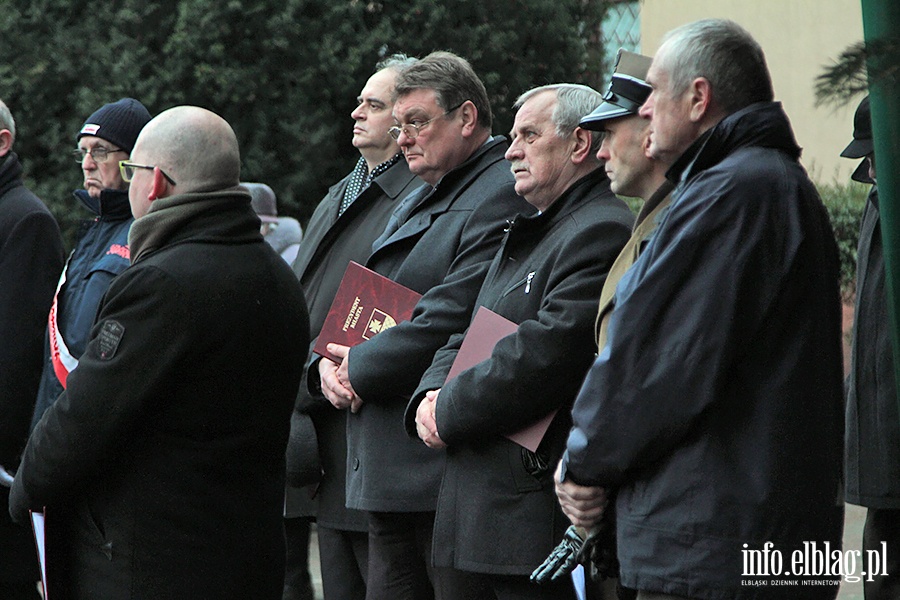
118, 161, 177, 186
388, 101, 466, 141
73, 146, 125, 163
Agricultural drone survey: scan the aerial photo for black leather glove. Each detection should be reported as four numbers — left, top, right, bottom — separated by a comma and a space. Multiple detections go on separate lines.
531, 495, 622, 585
530, 525, 585, 583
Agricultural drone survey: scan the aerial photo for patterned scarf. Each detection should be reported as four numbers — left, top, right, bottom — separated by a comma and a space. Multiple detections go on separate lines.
339, 153, 402, 216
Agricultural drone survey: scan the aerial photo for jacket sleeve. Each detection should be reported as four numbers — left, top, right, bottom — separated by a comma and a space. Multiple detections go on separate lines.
402, 329, 465, 437
432, 219, 629, 447
9, 266, 193, 522
0, 211, 64, 467
347, 182, 523, 404
561, 170, 803, 487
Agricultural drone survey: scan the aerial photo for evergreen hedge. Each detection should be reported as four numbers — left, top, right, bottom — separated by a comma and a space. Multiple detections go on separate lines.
818, 180, 869, 301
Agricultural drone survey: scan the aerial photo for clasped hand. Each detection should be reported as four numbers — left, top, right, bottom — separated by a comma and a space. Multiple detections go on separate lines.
415, 389, 446, 448
554, 461, 608, 529
318, 343, 363, 413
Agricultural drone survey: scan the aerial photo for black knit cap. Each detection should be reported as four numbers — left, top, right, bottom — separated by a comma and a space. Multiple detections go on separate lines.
76, 98, 152, 155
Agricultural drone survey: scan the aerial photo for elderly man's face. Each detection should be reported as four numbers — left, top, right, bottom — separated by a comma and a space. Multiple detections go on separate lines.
392, 88, 467, 186
79, 135, 128, 199
505, 91, 575, 211
640, 54, 694, 163
596, 115, 654, 198
351, 68, 399, 161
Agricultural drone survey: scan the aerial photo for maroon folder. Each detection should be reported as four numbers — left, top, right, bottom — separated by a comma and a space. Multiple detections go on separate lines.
444, 306, 557, 452
314, 261, 422, 364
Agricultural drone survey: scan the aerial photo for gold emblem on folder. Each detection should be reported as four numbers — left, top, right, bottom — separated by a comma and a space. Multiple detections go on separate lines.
364, 309, 398, 339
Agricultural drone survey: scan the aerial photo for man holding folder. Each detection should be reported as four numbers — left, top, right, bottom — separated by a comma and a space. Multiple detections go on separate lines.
406, 83, 632, 599
315, 51, 531, 599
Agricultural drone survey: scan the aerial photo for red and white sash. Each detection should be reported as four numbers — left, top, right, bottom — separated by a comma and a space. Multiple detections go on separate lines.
48, 264, 78, 388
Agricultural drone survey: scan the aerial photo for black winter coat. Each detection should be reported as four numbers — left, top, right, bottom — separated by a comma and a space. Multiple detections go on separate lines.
10, 190, 309, 600
0, 153, 64, 582
563, 103, 845, 599
845, 187, 900, 508
406, 170, 632, 574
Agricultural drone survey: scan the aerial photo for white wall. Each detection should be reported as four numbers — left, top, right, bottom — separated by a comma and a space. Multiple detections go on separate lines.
641, 0, 864, 183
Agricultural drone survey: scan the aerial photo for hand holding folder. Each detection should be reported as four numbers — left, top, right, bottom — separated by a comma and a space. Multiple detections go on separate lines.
444, 306, 557, 452
313, 261, 422, 364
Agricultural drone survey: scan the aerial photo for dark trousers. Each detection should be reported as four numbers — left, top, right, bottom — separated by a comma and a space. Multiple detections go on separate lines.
318, 525, 368, 600
365, 511, 515, 600
0, 582, 41, 600
863, 507, 900, 599
434, 569, 577, 600
366, 511, 435, 600
283, 517, 315, 600
585, 575, 628, 600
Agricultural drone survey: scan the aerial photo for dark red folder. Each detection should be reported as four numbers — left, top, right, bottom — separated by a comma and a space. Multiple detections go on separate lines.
444, 306, 557, 452
313, 261, 422, 364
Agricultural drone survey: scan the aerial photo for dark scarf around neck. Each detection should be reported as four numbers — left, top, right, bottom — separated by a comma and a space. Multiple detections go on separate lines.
128, 188, 259, 263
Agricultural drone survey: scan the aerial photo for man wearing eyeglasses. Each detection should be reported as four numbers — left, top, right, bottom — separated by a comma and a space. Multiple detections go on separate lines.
29, 98, 151, 435
11, 105, 310, 600
316, 51, 532, 600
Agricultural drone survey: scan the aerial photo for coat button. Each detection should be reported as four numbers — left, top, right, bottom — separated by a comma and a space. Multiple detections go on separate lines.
353, 458, 360, 470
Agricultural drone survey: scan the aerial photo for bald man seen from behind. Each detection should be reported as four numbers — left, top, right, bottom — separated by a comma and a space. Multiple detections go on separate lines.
9, 106, 310, 600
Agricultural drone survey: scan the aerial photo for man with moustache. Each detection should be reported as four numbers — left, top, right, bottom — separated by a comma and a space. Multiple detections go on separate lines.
316, 51, 531, 599
558, 19, 844, 599
285, 53, 421, 600
407, 83, 632, 600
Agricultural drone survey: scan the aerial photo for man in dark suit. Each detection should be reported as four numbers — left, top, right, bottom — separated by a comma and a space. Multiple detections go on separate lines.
316, 51, 532, 599
0, 98, 64, 600
285, 54, 422, 600
407, 83, 632, 599
10, 106, 309, 600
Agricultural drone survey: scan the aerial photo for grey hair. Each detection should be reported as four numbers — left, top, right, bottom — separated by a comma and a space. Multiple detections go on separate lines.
376, 53, 418, 74
514, 84, 604, 154
0, 100, 16, 142
657, 18, 773, 113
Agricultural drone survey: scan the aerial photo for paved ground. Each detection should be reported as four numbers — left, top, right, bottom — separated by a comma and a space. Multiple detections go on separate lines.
308, 525, 324, 600
839, 303, 866, 599
840, 503, 866, 599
